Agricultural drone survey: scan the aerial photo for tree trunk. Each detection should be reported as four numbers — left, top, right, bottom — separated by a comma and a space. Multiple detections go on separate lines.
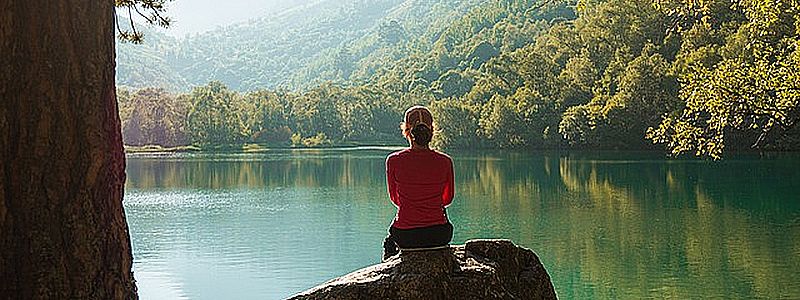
0, 1, 137, 299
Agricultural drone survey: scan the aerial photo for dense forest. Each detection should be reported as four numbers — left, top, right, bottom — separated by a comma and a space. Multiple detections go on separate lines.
117, 0, 800, 158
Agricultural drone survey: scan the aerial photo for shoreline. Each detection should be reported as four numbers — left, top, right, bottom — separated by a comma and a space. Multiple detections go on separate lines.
124, 144, 800, 160
124, 143, 407, 154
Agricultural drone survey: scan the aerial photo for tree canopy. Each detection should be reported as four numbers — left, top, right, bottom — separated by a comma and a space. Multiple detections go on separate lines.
118, 0, 800, 158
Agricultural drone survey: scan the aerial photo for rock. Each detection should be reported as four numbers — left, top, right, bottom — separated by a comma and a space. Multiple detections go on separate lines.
288, 239, 557, 300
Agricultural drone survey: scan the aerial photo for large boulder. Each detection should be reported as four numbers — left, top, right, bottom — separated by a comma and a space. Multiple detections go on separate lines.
289, 239, 557, 300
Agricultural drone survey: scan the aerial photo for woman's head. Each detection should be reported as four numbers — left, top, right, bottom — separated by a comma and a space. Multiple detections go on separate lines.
401, 106, 434, 147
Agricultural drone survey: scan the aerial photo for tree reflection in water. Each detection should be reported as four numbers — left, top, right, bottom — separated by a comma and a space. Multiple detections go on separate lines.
125, 150, 800, 299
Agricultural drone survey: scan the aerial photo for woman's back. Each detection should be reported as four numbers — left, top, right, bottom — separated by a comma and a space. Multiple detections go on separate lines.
382, 105, 454, 259
387, 148, 454, 229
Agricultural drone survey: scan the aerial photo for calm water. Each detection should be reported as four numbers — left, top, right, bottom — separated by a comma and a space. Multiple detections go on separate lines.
124, 149, 800, 299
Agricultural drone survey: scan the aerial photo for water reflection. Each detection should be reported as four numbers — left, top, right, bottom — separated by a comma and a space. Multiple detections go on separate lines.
126, 151, 389, 189
125, 150, 800, 299
450, 152, 800, 299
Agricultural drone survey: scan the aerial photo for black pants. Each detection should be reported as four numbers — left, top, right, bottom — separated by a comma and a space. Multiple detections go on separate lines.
382, 222, 453, 259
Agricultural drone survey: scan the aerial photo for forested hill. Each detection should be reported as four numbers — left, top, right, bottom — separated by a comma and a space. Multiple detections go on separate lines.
118, 0, 800, 158
117, 0, 501, 91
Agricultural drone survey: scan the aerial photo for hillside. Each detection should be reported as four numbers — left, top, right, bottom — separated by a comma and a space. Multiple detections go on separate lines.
116, 22, 187, 91
118, 0, 800, 157
116, 0, 495, 91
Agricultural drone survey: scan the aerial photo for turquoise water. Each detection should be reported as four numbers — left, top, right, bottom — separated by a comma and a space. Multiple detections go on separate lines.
124, 149, 800, 299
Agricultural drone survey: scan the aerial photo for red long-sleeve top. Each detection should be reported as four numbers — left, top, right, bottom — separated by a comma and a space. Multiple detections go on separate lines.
386, 148, 454, 229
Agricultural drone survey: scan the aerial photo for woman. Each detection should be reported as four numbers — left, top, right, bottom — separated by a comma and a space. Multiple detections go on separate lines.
383, 105, 454, 260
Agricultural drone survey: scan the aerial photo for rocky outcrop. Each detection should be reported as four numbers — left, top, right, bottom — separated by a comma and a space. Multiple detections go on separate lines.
289, 239, 557, 300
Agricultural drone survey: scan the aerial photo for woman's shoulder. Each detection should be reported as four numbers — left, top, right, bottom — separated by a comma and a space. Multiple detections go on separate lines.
387, 148, 411, 161
387, 148, 451, 162
431, 150, 453, 162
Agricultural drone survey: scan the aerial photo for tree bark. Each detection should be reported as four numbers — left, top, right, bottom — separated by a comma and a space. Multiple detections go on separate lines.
0, 1, 137, 299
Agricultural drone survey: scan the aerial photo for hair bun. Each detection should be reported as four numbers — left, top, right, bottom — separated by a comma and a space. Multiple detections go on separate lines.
410, 123, 432, 146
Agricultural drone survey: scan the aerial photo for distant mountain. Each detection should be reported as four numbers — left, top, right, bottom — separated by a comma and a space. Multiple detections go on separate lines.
116, 22, 187, 91
287, 0, 491, 88
116, 0, 573, 91
161, 0, 312, 37
303, 0, 576, 93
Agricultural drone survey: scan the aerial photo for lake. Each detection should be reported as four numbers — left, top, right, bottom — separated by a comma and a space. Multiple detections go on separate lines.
124, 149, 800, 299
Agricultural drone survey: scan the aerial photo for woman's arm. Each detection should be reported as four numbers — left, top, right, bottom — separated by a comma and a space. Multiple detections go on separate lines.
442, 158, 454, 207
386, 156, 400, 207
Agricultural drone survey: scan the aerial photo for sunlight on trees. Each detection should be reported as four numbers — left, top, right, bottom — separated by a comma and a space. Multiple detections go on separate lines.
118, 0, 800, 157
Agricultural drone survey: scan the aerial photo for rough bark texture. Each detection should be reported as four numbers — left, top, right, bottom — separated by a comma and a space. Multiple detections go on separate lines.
290, 239, 557, 300
0, 1, 137, 299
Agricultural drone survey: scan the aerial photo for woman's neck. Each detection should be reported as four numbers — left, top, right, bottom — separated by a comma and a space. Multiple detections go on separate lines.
409, 142, 429, 150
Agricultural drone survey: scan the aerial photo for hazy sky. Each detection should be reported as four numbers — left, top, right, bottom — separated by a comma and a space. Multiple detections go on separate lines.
160, 0, 311, 36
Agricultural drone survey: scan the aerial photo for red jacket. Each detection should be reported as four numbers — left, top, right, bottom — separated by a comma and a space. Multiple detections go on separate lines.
386, 148, 454, 229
